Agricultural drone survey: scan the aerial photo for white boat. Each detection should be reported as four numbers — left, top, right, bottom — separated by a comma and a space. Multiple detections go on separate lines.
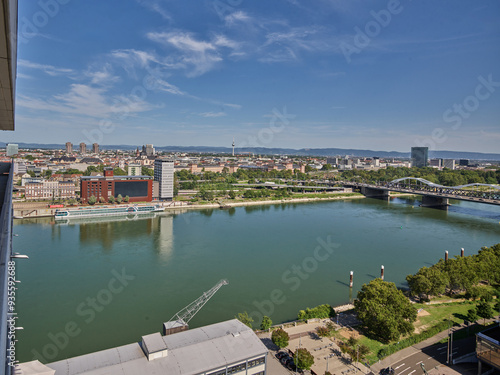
54, 204, 164, 220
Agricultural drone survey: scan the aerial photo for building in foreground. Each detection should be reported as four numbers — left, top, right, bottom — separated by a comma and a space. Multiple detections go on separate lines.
411, 147, 428, 168
154, 159, 174, 201
80, 168, 153, 203
476, 324, 500, 374
18, 319, 268, 375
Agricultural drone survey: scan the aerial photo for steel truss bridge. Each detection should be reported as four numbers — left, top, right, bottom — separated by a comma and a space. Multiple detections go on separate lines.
343, 177, 500, 207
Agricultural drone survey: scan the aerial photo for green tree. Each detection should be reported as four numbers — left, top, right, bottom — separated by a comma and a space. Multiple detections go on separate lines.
99, 196, 106, 204
476, 300, 494, 324
294, 348, 314, 370
88, 195, 97, 205
235, 311, 253, 329
271, 328, 289, 348
44, 169, 52, 178
355, 278, 417, 343
67, 198, 77, 205
108, 195, 115, 204
466, 308, 478, 324
228, 190, 236, 199
260, 316, 272, 331
124, 195, 130, 203
116, 194, 123, 204
141, 166, 153, 176
113, 167, 127, 176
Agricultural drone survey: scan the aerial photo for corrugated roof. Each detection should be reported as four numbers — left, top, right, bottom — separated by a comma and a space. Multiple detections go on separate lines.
34, 319, 267, 375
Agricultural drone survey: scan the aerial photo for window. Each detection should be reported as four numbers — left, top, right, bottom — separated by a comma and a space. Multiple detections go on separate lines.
207, 370, 226, 375
227, 363, 246, 374
247, 357, 265, 368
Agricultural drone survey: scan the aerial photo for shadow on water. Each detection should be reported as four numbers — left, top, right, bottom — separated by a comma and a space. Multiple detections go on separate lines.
336, 280, 350, 287
366, 274, 377, 279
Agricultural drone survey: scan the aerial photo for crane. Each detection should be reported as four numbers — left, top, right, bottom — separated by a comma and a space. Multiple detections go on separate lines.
163, 279, 229, 335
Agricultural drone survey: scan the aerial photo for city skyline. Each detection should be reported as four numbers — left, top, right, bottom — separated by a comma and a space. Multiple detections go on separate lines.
5, 1, 500, 153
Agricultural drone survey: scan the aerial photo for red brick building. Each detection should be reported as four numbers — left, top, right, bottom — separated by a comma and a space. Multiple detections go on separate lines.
80, 168, 153, 204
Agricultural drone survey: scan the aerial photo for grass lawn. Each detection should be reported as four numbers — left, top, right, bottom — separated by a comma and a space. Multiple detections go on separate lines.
413, 301, 476, 331
346, 300, 498, 364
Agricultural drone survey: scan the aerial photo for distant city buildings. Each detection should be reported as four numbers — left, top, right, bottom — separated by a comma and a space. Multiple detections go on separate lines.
128, 163, 141, 176
25, 180, 76, 200
79, 142, 86, 154
66, 142, 73, 154
154, 159, 174, 201
146, 144, 155, 156
92, 143, 99, 154
6, 143, 18, 156
411, 147, 428, 168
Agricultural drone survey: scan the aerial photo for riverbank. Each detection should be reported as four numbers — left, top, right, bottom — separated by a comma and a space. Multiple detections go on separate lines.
13, 192, 419, 218
170, 193, 366, 211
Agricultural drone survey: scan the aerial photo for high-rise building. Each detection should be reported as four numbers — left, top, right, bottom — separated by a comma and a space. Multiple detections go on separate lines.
5, 143, 18, 156
79, 142, 87, 154
411, 147, 428, 168
146, 144, 155, 156
92, 143, 99, 154
154, 159, 174, 201
66, 142, 73, 154
442, 159, 455, 170
459, 159, 470, 167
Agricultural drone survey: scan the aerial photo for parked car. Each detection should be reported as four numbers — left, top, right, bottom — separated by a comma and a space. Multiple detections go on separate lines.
380, 367, 395, 375
275, 351, 288, 360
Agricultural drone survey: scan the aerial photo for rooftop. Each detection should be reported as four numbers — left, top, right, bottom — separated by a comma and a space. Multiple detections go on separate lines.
19, 319, 268, 375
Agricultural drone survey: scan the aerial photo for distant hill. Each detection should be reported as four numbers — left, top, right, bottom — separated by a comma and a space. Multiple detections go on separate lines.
1, 142, 499, 161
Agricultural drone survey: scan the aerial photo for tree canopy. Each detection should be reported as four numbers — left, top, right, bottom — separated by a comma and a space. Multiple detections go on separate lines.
407, 244, 500, 297
235, 311, 253, 328
271, 328, 289, 348
294, 348, 314, 370
355, 278, 417, 343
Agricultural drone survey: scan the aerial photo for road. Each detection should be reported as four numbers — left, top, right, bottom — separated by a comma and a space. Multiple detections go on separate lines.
382, 336, 476, 375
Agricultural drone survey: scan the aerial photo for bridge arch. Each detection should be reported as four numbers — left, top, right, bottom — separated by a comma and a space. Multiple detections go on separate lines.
389, 178, 500, 191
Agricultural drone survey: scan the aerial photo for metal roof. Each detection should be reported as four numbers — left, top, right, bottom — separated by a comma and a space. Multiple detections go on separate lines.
26, 319, 267, 375
0, 0, 16, 130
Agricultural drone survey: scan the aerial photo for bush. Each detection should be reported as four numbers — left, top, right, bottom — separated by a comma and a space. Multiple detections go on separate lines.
298, 304, 335, 320
377, 320, 451, 358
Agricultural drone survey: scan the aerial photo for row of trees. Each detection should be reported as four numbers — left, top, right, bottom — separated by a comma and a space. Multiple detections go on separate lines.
406, 244, 500, 299
88, 194, 130, 205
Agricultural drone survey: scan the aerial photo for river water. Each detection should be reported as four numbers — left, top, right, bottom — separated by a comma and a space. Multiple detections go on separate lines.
13, 197, 500, 363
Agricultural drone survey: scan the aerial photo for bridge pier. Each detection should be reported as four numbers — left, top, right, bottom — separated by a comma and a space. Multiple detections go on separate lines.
421, 195, 449, 208
360, 187, 390, 200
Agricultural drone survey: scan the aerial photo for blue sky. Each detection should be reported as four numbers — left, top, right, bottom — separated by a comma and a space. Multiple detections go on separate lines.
5, 0, 500, 152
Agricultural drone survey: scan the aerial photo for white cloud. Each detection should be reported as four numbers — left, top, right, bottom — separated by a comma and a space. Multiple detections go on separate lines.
85, 64, 120, 85
17, 84, 154, 119
18, 59, 75, 77
198, 111, 227, 117
136, 0, 172, 21
146, 31, 241, 77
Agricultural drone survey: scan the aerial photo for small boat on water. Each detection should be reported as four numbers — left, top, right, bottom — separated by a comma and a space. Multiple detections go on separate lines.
54, 204, 164, 220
